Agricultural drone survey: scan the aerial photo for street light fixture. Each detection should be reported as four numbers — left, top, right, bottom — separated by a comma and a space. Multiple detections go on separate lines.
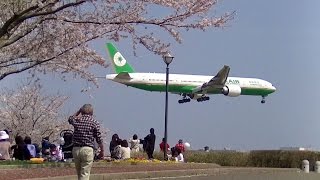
163, 52, 174, 65
162, 52, 174, 160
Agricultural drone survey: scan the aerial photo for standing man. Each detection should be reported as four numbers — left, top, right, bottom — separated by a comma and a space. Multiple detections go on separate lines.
159, 138, 170, 152
69, 104, 104, 180
144, 128, 156, 159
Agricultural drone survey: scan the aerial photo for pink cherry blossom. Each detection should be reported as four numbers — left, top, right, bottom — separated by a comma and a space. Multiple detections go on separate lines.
0, 0, 234, 85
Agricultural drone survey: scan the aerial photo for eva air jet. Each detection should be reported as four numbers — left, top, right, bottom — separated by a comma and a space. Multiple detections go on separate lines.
106, 43, 276, 104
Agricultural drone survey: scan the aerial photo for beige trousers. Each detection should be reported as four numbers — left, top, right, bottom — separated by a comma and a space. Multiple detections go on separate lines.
72, 146, 94, 180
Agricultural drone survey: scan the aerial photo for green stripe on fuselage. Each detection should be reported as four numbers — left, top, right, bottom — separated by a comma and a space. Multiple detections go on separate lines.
127, 84, 274, 96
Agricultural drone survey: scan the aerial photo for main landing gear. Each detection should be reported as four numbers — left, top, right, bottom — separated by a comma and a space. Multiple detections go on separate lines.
178, 94, 210, 104
178, 93, 191, 104
178, 98, 191, 104
197, 96, 210, 102
261, 96, 266, 104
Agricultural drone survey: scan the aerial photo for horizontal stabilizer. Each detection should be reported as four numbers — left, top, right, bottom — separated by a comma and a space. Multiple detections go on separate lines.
115, 72, 132, 79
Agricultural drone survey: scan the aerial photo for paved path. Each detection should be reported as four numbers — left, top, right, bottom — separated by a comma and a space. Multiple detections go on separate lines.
127, 171, 320, 180
32, 167, 320, 180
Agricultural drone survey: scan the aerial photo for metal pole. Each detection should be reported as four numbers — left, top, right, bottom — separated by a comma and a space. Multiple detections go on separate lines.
164, 64, 169, 160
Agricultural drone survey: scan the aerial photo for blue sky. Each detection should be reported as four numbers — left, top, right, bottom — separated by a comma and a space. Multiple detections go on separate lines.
3, 0, 320, 151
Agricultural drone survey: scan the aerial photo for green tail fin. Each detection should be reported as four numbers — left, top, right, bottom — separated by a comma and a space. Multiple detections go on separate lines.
106, 43, 135, 74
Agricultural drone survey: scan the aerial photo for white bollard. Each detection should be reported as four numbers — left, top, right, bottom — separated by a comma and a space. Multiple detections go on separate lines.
302, 160, 309, 173
315, 161, 320, 173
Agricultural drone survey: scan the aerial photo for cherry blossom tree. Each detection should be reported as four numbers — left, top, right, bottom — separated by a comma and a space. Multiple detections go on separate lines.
0, 0, 234, 85
0, 81, 70, 144
0, 80, 109, 144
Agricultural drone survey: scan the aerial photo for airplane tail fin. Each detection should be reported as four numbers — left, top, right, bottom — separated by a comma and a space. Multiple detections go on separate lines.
106, 43, 135, 74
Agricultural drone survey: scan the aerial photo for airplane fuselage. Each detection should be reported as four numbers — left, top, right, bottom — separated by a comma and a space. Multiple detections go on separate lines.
106, 73, 276, 96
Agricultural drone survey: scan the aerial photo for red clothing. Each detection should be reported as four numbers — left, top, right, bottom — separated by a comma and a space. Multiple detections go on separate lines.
175, 143, 185, 152
159, 142, 170, 151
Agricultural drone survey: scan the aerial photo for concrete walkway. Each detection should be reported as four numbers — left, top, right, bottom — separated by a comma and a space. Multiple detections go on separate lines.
33, 167, 320, 180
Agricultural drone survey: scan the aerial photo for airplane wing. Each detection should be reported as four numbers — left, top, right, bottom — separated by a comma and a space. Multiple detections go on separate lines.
192, 65, 230, 93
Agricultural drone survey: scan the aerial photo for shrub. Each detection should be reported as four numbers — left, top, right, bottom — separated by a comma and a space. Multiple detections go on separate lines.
127, 150, 320, 168
184, 150, 320, 168
247, 150, 320, 168
184, 151, 248, 166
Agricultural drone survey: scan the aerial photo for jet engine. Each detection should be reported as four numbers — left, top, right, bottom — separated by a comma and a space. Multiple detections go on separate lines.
222, 85, 241, 97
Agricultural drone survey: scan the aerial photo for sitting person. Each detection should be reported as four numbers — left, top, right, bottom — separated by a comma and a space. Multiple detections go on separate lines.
0, 131, 11, 160
111, 139, 122, 160
49, 144, 63, 161
60, 131, 73, 159
169, 147, 177, 161
41, 136, 51, 157
175, 139, 185, 153
11, 136, 31, 160
129, 134, 140, 152
109, 134, 119, 156
33, 143, 41, 158
175, 148, 184, 162
120, 140, 131, 160
24, 136, 36, 158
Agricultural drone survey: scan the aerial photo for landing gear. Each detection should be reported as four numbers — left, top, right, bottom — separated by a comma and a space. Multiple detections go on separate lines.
178, 98, 191, 104
178, 94, 210, 103
178, 93, 191, 104
197, 96, 210, 102
261, 96, 266, 104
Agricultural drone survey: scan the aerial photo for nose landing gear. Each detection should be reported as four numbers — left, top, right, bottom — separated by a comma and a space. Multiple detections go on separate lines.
261, 96, 266, 104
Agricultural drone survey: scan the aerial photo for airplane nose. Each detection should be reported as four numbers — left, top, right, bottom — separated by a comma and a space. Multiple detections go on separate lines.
271, 86, 276, 92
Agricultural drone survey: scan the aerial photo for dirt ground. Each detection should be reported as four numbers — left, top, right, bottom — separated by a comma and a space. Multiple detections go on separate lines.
0, 163, 218, 180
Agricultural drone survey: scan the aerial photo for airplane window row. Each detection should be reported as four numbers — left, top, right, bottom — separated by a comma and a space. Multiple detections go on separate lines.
182, 80, 203, 83
148, 79, 174, 82
249, 81, 259, 84
147, 79, 203, 83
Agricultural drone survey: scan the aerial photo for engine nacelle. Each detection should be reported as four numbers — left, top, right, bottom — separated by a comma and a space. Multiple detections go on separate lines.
222, 85, 241, 97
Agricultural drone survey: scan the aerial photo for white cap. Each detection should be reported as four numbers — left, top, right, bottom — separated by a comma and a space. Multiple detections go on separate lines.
0, 131, 9, 140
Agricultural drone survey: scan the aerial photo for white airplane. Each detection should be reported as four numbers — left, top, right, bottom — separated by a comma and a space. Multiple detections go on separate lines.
106, 43, 276, 104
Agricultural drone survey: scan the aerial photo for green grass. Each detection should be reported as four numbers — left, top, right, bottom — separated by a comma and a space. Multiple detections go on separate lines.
0, 160, 32, 165
1, 150, 319, 169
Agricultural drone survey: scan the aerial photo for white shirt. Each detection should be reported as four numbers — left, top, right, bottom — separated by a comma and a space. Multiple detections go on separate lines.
129, 139, 140, 152
27, 144, 36, 157
175, 153, 184, 162
120, 147, 131, 159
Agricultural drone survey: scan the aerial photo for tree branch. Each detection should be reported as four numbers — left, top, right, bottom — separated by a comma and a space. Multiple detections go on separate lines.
0, 5, 39, 37
0, 17, 55, 48
0, 59, 34, 68
0, 0, 87, 40
24, 0, 87, 19
0, 28, 112, 80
